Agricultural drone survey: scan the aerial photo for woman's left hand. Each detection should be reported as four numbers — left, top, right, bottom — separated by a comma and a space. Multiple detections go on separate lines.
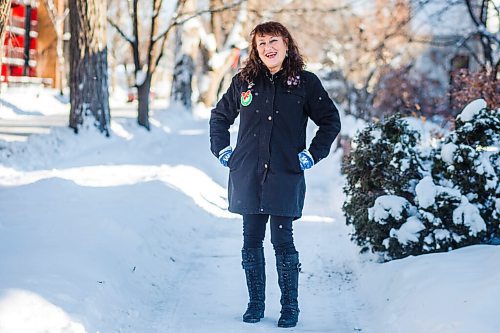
298, 150, 314, 170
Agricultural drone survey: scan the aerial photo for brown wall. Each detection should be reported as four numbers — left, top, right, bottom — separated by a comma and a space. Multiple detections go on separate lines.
36, 1, 58, 87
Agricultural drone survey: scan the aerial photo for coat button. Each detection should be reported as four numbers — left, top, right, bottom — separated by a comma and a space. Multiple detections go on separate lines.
260, 208, 264, 212
264, 163, 268, 168
256, 109, 259, 113
275, 110, 279, 114
268, 116, 272, 121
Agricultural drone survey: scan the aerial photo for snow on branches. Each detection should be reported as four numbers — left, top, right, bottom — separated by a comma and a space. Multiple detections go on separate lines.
343, 99, 499, 261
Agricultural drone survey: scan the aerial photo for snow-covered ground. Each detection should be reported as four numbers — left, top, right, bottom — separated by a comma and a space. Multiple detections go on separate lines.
0, 90, 499, 333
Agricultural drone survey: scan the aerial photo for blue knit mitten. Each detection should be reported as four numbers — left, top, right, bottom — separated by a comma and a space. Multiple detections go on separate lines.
298, 150, 314, 170
219, 146, 233, 167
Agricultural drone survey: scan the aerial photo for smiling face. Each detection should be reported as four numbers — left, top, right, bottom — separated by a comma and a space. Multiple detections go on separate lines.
256, 34, 288, 74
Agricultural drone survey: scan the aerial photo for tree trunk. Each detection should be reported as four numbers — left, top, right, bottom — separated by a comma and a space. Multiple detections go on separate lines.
137, 74, 152, 130
68, 0, 110, 135
55, 0, 66, 95
171, 54, 194, 109
0, 0, 10, 69
171, 26, 194, 110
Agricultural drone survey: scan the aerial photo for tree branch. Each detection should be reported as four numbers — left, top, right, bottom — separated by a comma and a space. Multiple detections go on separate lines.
146, 0, 162, 72
131, 0, 141, 78
108, 17, 134, 45
152, 0, 244, 43
150, 0, 187, 74
247, 2, 354, 16
465, 0, 481, 26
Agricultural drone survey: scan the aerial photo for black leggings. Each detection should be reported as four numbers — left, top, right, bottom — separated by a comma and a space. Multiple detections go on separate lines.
243, 214, 297, 255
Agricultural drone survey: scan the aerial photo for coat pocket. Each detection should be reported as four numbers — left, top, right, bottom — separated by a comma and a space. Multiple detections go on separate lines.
276, 88, 307, 127
284, 87, 306, 101
228, 146, 245, 171
292, 152, 303, 174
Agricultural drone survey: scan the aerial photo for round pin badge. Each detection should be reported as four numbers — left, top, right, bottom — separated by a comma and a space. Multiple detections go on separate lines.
241, 90, 253, 107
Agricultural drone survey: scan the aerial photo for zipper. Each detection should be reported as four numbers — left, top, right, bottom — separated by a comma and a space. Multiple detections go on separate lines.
265, 71, 276, 83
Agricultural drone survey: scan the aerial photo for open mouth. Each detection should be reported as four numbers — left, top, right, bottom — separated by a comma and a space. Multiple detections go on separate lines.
265, 52, 277, 59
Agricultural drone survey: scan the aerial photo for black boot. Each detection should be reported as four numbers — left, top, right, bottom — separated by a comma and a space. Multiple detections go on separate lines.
276, 252, 300, 328
241, 247, 266, 323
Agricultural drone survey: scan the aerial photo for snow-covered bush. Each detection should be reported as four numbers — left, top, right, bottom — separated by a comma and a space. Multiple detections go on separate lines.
343, 99, 497, 261
432, 99, 499, 240
342, 114, 424, 257
416, 176, 486, 252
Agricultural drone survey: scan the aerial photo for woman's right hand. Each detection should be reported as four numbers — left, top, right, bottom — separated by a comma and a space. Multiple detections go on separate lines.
218, 146, 233, 167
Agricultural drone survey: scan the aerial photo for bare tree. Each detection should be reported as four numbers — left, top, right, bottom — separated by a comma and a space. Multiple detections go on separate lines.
463, 0, 499, 73
42, 0, 69, 95
108, 0, 244, 128
108, 0, 188, 129
197, 0, 247, 107
106, 0, 132, 95
171, 24, 195, 109
68, 0, 110, 135
0, 0, 11, 69
170, 0, 247, 109
171, 0, 197, 110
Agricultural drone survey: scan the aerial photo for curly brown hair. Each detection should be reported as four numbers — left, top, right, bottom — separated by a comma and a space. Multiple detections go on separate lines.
239, 21, 305, 85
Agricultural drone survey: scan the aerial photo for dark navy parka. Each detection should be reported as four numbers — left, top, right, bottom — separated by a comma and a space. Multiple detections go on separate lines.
210, 69, 341, 218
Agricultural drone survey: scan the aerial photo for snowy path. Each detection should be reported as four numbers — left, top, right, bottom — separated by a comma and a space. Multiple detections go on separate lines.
156, 216, 365, 333
0, 87, 158, 142
0, 108, 367, 332
141, 111, 365, 332
146, 111, 366, 332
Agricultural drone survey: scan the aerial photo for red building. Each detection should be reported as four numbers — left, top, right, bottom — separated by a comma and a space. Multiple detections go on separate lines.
2, 0, 39, 82
2, 0, 66, 87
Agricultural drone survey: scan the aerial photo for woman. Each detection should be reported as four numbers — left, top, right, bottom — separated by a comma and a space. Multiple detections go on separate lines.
209, 21, 341, 328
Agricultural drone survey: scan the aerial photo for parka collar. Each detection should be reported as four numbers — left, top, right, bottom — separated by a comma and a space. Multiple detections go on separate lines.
262, 67, 284, 83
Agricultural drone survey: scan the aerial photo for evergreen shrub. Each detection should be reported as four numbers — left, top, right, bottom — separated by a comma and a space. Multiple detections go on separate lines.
343, 100, 499, 261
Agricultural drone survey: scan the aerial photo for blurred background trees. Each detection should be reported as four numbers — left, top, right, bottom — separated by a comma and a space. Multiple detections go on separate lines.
1, 0, 498, 131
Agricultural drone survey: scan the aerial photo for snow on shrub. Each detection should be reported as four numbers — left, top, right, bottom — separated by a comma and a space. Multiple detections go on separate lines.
343, 99, 497, 261
432, 99, 499, 240
342, 114, 424, 259
416, 176, 486, 253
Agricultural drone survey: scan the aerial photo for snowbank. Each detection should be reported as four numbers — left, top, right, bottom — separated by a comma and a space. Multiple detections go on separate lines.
0, 87, 69, 118
359, 245, 500, 333
0, 289, 87, 333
